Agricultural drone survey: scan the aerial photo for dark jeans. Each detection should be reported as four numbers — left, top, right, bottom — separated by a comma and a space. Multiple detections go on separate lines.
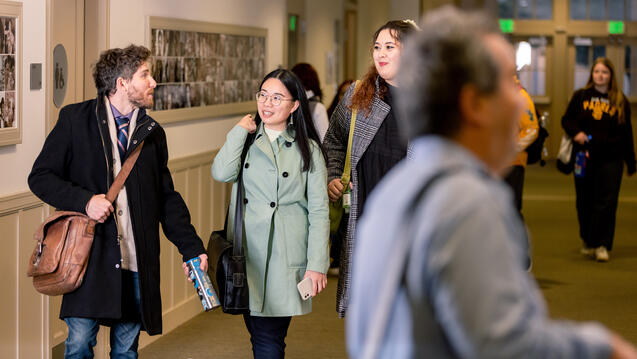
64, 270, 142, 359
243, 314, 292, 359
574, 158, 623, 250
503, 165, 525, 215
504, 165, 531, 269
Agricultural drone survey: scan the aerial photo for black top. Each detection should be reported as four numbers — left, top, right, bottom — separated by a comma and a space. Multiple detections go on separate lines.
356, 83, 408, 216
562, 87, 636, 173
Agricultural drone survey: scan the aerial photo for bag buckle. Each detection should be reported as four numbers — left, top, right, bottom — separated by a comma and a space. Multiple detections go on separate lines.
233, 273, 245, 287
32, 242, 44, 267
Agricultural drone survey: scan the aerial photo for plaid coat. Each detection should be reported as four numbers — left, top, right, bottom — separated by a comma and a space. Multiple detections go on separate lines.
324, 78, 407, 317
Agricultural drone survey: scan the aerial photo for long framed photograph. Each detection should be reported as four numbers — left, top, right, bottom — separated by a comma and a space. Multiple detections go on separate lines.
147, 17, 267, 124
0, 1, 21, 146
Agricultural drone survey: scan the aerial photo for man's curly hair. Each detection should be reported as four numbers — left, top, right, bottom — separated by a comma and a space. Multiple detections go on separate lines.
93, 45, 151, 96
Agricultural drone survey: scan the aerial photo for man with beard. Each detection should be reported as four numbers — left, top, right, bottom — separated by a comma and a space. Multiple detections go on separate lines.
28, 45, 207, 358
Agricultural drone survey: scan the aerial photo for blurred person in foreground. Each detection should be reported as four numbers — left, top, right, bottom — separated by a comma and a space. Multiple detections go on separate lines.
347, 6, 637, 359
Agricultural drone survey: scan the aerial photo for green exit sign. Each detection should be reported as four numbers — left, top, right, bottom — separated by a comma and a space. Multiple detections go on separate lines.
499, 19, 514, 33
608, 21, 625, 34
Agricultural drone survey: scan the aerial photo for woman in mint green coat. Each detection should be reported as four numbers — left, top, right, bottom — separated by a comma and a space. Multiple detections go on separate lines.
212, 69, 329, 358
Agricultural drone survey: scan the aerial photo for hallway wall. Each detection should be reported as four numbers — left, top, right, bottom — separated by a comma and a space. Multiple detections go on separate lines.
0, 1, 286, 358
108, 0, 286, 160
303, 0, 343, 103
355, 0, 389, 80
0, 0, 46, 197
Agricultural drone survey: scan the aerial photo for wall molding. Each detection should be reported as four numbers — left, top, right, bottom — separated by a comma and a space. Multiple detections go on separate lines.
0, 191, 42, 215
167, 149, 217, 172
0, 148, 221, 216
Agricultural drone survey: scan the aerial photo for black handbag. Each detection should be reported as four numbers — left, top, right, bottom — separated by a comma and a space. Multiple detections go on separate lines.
207, 132, 255, 314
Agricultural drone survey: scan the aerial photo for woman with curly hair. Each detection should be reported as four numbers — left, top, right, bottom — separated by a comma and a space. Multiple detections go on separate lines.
323, 19, 418, 317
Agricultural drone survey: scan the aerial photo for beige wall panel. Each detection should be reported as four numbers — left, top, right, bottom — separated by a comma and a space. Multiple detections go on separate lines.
18, 206, 47, 359
171, 170, 187, 305
199, 161, 213, 238
212, 180, 225, 230
49, 293, 65, 347
183, 167, 199, 300
186, 166, 200, 238
0, 213, 18, 358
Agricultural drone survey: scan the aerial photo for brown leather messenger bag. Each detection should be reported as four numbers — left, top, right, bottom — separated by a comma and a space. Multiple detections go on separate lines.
26, 142, 144, 296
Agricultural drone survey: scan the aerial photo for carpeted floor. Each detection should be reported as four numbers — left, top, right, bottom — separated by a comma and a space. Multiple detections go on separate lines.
139, 269, 345, 359
140, 162, 637, 358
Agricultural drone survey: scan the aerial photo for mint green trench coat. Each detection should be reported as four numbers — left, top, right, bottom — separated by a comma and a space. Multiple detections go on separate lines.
212, 124, 330, 316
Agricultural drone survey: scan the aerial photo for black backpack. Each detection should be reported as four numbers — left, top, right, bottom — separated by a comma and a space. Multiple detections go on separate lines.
526, 109, 549, 166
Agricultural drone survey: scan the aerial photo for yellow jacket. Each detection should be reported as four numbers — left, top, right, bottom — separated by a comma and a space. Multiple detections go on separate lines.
512, 87, 540, 167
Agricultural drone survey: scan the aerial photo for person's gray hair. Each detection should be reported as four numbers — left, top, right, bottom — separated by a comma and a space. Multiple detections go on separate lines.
396, 6, 502, 141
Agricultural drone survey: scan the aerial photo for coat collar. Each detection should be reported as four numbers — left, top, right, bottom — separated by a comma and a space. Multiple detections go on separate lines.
95, 96, 159, 182
253, 122, 296, 164
254, 122, 296, 142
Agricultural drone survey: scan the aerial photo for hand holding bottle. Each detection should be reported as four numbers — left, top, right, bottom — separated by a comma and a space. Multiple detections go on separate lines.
574, 131, 589, 145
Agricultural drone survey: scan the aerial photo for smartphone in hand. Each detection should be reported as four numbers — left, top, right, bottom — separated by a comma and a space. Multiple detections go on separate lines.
297, 277, 313, 300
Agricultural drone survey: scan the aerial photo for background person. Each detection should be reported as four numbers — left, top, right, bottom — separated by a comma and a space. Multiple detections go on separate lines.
503, 77, 539, 218
323, 19, 418, 318
347, 7, 637, 358
28, 45, 207, 358
562, 57, 636, 262
212, 69, 329, 358
291, 62, 330, 142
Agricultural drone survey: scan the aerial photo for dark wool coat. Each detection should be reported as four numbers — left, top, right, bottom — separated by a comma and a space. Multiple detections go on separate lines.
28, 97, 206, 335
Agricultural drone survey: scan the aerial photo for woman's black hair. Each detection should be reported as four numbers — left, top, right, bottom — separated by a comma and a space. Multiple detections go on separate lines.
254, 69, 326, 171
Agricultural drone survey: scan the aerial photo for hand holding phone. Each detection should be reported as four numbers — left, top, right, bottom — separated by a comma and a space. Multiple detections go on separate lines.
297, 277, 313, 301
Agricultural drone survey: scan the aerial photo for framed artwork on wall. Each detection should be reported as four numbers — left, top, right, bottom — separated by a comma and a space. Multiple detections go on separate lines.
0, 1, 21, 146
147, 17, 267, 124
